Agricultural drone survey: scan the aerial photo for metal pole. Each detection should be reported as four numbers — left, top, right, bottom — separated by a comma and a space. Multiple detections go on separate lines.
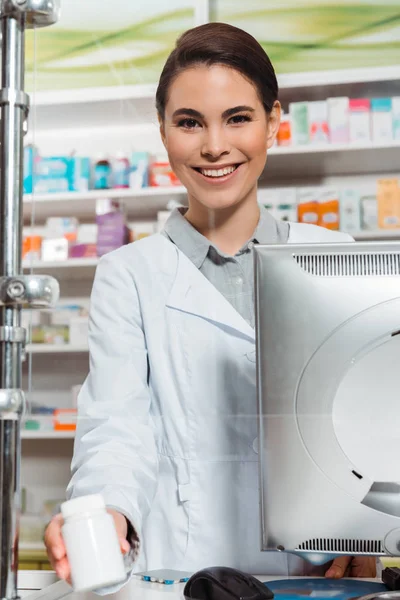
0, 13, 26, 600
0, 2, 60, 598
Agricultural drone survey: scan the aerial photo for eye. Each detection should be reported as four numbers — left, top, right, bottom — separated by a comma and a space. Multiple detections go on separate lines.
178, 118, 201, 129
229, 114, 252, 124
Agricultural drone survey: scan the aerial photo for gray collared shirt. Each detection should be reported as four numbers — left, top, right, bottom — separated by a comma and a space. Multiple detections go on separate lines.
162, 206, 289, 327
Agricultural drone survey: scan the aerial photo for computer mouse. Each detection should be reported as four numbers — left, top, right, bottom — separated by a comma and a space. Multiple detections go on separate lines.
183, 566, 274, 600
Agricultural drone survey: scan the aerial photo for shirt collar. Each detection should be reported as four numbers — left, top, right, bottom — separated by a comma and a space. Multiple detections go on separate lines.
163, 205, 287, 267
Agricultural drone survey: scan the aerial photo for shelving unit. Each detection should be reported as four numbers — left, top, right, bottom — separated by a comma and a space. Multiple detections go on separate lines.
23, 186, 187, 222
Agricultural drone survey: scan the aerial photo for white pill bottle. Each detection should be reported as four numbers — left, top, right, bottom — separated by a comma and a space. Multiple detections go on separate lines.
61, 494, 127, 592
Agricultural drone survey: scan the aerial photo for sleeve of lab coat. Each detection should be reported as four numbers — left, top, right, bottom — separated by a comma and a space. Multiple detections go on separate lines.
66, 250, 159, 551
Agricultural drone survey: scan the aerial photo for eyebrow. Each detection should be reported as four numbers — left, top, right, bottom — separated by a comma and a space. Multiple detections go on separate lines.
172, 105, 255, 119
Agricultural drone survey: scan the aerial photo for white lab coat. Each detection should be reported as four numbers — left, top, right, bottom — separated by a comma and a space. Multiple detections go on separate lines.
68, 222, 352, 577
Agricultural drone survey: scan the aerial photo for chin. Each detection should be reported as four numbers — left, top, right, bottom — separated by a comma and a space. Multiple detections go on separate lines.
187, 186, 249, 212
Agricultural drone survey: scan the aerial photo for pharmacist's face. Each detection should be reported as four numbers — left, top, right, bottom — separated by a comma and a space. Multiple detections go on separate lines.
160, 65, 280, 211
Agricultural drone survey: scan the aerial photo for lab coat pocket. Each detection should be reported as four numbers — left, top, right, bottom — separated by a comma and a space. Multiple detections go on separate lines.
144, 454, 191, 569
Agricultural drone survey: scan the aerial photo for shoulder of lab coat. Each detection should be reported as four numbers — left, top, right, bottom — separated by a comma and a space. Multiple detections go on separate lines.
288, 222, 354, 244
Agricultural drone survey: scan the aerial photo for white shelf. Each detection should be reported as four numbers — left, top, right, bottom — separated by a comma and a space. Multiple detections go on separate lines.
26, 344, 88, 354
23, 257, 99, 270
270, 140, 400, 156
19, 542, 47, 551
31, 66, 400, 106
353, 229, 400, 241
265, 140, 400, 181
21, 430, 75, 440
23, 186, 187, 222
278, 65, 400, 90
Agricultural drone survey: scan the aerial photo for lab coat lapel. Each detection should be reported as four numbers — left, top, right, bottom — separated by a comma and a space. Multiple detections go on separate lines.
166, 248, 255, 342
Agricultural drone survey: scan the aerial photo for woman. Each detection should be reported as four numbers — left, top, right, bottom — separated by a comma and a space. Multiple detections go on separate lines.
45, 22, 376, 581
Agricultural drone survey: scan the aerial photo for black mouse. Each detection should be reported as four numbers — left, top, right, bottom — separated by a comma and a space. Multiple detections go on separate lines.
183, 566, 274, 600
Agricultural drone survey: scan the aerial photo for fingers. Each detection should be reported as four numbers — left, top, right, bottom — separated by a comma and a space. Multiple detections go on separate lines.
119, 537, 130, 555
350, 557, 377, 578
44, 513, 70, 581
325, 556, 353, 578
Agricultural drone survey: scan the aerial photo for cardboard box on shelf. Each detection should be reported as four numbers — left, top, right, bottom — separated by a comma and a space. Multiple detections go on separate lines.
297, 188, 319, 225
318, 188, 340, 230
34, 156, 90, 194
371, 98, 393, 143
377, 178, 400, 229
339, 189, 361, 233
360, 194, 378, 231
289, 102, 309, 145
328, 97, 349, 144
54, 409, 77, 431
308, 101, 329, 144
349, 99, 371, 143
259, 188, 297, 223
41, 238, 69, 262
393, 97, 400, 141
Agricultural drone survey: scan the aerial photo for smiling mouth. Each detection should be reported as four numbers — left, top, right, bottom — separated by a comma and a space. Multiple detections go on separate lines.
192, 164, 241, 179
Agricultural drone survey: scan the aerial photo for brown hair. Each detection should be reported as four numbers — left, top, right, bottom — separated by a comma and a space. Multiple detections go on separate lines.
156, 22, 278, 120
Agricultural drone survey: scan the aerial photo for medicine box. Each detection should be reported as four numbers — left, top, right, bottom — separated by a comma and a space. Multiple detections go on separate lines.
371, 98, 393, 143
339, 189, 361, 233
318, 188, 339, 230
328, 97, 349, 144
360, 194, 378, 230
34, 157, 90, 194
297, 188, 319, 225
392, 97, 400, 141
308, 101, 329, 144
289, 102, 309, 145
377, 178, 400, 229
349, 99, 371, 143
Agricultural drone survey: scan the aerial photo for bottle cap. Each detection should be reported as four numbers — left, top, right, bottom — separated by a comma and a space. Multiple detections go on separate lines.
61, 494, 105, 520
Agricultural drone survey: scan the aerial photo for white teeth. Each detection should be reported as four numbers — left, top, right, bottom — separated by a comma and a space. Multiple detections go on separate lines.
200, 165, 237, 177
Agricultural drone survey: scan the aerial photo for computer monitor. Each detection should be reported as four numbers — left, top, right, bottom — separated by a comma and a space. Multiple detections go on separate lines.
254, 241, 400, 566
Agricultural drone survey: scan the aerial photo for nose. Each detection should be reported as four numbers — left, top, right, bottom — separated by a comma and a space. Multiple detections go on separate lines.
201, 125, 231, 160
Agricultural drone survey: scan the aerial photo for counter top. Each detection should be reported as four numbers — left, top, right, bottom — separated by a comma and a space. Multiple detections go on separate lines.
17, 572, 381, 600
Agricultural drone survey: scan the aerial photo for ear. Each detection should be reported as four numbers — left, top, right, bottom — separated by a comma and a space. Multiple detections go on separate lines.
158, 114, 167, 150
266, 100, 281, 150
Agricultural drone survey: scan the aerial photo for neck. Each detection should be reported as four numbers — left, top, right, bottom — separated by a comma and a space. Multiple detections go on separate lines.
185, 187, 260, 255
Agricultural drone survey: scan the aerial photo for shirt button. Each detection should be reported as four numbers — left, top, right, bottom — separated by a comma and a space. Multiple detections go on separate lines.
235, 276, 243, 285
248, 241, 255, 250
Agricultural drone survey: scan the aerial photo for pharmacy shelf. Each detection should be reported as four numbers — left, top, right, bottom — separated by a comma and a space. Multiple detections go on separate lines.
23, 257, 99, 280
353, 230, 400, 241
31, 67, 400, 107
21, 430, 75, 440
23, 257, 99, 270
265, 140, 400, 181
22, 142, 400, 223
23, 186, 187, 222
26, 344, 88, 354
19, 542, 47, 551
270, 140, 400, 156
